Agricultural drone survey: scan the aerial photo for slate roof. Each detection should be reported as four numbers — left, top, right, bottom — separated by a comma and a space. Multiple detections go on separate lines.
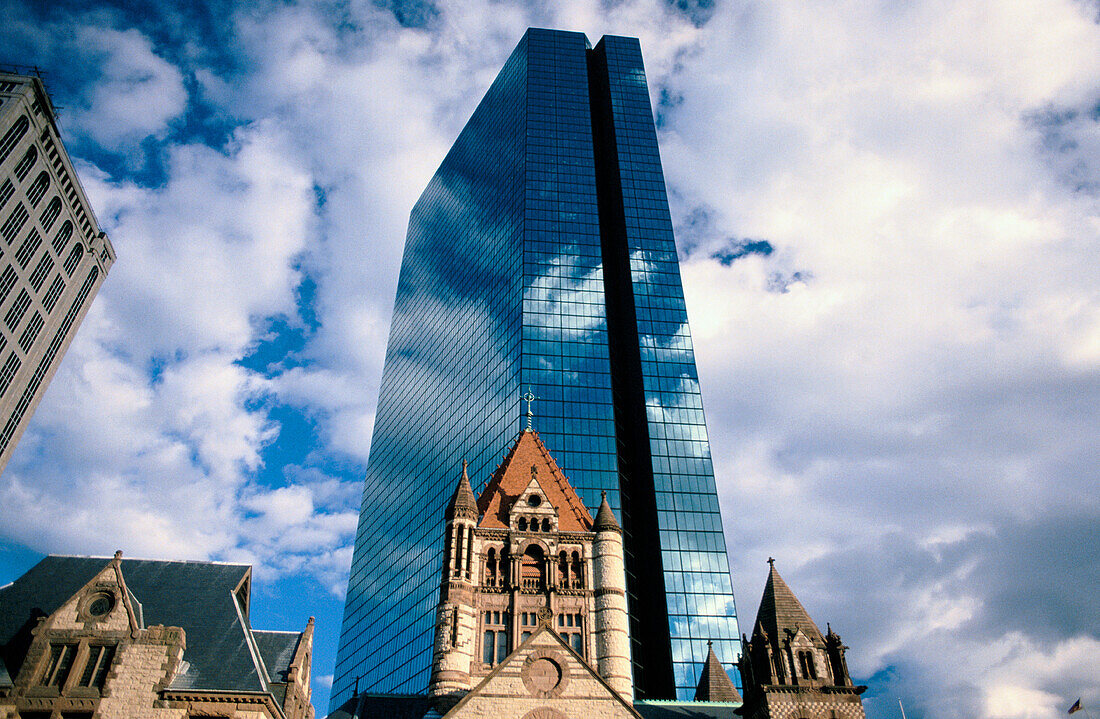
445, 460, 479, 521
693, 643, 742, 703
752, 561, 824, 644
476, 430, 594, 532
594, 491, 622, 533
0, 555, 303, 697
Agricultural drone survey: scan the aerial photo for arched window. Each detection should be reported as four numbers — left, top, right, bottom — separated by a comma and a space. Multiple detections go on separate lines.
520, 545, 544, 590
517, 517, 527, 531
541, 518, 551, 532
13, 145, 36, 182
40, 196, 61, 232
485, 547, 498, 587
27, 171, 50, 207
558, 551, 568, 584
798, 651, 817, 680
0, 116, 28, 164
52, 220, 72, 253
571, 551, 583, 589
63, 243, 83, 276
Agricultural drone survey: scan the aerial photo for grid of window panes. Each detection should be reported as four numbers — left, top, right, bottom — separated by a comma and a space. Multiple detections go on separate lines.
332, 28, 742, 708
517, 29, 620, 525
332, 31, 627, 708
600, 36, 741, 698
0, 86, 108, 466
330, 33, 531, 706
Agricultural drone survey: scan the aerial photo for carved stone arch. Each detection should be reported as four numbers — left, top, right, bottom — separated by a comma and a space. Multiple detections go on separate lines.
522, 709, 567, 719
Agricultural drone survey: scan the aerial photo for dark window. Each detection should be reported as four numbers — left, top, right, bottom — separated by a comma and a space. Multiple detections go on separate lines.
40, 196, 61, 232
42, 642, 77, 686
520, 544, 545, 589
13, 145, 36, 182
28, 253, 53, 292
0, 351, 21, 398
18, 312, 43, 352
5, 289, 31, 332
798, 650, 817, 680
0, 180, 13, 212
0, 116, 29, 164
15, 228, 41, 268
0, 264, 17, 304
63, 243, 83, 276
78, 644, 116, 688
52, 221, 72, 253
42, 274, 65, 312
1, 202, 28, 244
26, 171, 49, 207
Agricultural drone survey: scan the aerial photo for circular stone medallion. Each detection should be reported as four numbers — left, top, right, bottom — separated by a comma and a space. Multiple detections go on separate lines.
522, 649, 570, 698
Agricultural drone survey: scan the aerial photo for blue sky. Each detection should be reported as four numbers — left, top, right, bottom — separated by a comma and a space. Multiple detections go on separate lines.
1, 1, 1098, 717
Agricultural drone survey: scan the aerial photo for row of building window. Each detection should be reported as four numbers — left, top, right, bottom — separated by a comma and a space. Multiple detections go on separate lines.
0, 266, 97, 456
41, 642, 115, 689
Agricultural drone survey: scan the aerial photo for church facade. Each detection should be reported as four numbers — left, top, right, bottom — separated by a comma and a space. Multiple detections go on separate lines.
428, 427, 636, 718
333, 427, 868, 719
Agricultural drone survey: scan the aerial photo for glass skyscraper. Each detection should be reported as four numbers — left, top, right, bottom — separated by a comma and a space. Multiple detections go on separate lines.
331, 28, 739, 708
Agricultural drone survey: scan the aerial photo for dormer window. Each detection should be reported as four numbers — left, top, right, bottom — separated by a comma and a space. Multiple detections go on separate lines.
798, 650, 817, 680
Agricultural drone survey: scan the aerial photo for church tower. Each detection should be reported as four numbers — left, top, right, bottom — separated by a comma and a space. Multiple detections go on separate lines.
428, 427, 634, 711
737, 560, 867, 719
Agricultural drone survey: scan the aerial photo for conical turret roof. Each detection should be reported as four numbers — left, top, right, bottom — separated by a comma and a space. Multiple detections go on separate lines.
593, 491, 621, 533
476, 431, 593, 531
693, 641, 742, 702
752, 559, 825, 644
445, 460, 479, 521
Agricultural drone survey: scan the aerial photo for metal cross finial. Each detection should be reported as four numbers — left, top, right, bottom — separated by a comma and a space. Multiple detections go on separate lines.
767, 557, 775, 567
522, 388, 537, 431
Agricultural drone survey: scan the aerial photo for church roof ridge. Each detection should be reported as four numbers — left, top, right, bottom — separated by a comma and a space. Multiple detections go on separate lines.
476, 430, 593, 531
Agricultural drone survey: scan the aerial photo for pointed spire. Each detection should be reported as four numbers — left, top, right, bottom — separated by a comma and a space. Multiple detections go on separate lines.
594, 491, 621, 533
522, 388, 537, 432
694, 640, 742, 702
445, 459, 479, 521
753, 559, 825, 644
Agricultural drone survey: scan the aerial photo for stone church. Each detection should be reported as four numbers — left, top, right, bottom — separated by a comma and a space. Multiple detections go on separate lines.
428, 428, 636, 718
336, 427, 867, 719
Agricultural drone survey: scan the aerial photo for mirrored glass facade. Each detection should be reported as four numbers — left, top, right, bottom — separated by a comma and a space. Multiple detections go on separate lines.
331, 28, 739, 708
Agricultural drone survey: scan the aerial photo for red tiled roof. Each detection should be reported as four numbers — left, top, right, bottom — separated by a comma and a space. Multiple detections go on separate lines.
476, 431, 594, 532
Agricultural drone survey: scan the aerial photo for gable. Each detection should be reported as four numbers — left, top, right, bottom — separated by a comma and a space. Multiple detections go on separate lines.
43, 560, 138, 635
443, 627, 639, 719
476, 431, 594, 532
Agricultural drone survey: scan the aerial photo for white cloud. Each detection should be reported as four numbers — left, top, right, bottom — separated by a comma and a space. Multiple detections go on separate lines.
2, 0, 1098, 716
68, 26, 188, 148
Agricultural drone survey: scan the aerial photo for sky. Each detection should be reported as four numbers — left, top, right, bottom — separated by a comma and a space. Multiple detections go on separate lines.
0, 0, 1097, 717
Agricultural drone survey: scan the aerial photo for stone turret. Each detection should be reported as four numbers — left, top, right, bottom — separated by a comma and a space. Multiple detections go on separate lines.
428, 429, 639, 714
737, 560, 866, 719
429, 461, 481, 704
592, 491, 632, 698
